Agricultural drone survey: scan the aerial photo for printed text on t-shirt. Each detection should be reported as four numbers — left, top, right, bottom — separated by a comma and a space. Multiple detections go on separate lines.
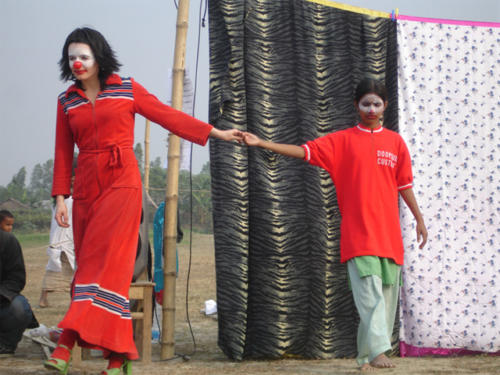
377, 150, 397, 168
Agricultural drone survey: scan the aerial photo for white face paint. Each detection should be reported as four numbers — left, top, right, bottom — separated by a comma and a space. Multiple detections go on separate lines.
68, 43, 95, 71
358, 93, 385, 116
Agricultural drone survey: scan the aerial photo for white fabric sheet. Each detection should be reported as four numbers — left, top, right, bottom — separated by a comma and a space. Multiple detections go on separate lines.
397, 19, 500, 352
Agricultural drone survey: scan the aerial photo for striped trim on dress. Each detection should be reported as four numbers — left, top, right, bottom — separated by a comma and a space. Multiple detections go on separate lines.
59, 92, 88, 113
97, 77, 134, 101
73, 283, 132, 319
59, 77, 134, 113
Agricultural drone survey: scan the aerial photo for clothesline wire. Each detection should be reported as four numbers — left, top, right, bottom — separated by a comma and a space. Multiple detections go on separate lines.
182, 0, 209, 358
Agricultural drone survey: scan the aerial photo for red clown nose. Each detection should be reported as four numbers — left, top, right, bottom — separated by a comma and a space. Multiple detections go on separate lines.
73, 61, 83, 69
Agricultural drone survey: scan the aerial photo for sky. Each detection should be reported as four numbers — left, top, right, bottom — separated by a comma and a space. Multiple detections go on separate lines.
0, 0, 499, 187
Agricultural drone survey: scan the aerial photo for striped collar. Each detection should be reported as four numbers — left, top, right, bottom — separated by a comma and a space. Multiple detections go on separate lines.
65, 74, 123, 98
356, 123, 383, 133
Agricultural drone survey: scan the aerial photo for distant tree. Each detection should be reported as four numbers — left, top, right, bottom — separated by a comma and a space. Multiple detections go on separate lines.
148, 157, 167, 204
0, 159, 56, 232
134, 142, 144, 176
10, 167, 26, 188
178, 161, 213, 232
145, 159, 214, 233
0, 186, 8, 203
28, 159, 54, 204
41, 159, 54, 191
200, 161, 210, 175
7, 167, 27, 203
30, 165, 46, 202
29, 163, 44, 202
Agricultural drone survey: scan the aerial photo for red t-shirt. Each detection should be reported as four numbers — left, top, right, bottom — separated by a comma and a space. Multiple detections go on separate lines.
302, 124, 413, 264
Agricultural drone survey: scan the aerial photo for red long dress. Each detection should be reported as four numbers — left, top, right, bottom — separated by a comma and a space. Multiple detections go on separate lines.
51, 75, 213, 359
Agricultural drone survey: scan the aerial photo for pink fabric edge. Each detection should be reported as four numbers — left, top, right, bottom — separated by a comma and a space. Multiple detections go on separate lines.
397, 14, 500, 28
400, 341, 500, 357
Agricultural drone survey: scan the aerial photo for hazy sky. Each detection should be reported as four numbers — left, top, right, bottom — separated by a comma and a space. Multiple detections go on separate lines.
0, 0, 499, 186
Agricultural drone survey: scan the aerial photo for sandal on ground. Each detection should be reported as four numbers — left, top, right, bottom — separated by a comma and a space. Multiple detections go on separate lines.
101, 358, 132, 375
43, 344, 71, 374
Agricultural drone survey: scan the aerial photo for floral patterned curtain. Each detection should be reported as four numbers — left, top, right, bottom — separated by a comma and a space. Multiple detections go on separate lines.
397, 19, 500, 355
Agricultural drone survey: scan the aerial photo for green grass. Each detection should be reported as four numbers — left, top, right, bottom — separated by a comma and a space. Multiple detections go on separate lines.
15, 231, 50, 248
15, 226, 212, 249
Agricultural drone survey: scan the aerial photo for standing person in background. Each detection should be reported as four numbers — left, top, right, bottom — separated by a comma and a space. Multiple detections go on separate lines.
0, 230, 38, 357
243, 77, 427, 371
45, 27, 243, 375
0, 211, 15, 233
39, 196, 75, 308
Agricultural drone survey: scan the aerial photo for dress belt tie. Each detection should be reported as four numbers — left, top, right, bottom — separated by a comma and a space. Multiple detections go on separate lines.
79, 145, 133, 168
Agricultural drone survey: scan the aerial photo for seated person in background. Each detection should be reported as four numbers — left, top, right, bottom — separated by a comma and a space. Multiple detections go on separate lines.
0, 230, 38, 356
39, 196, 75, 308
0, 210, 15, 233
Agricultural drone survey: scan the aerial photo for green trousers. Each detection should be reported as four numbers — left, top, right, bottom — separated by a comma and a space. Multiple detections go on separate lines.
347, 259, 401, 365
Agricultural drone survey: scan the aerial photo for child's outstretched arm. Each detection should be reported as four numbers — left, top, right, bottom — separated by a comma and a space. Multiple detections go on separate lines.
243, 132, 305, 159
399, 188, 428, 249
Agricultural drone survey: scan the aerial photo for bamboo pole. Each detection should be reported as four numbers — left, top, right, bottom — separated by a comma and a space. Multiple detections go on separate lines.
161, 0, 191, 360
144, 119, 151, 194
143, 119, 151, 264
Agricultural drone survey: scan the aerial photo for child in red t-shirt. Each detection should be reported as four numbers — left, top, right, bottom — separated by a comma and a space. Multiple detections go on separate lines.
243, 78, 427, 370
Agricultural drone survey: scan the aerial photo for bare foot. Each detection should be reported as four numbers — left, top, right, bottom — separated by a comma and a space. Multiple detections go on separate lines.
370, 353, 395, 369
360, 363, 375, 371
39, 291, 49, 308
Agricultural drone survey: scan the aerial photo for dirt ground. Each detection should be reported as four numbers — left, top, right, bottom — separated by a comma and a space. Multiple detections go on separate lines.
0, 233, 498, 374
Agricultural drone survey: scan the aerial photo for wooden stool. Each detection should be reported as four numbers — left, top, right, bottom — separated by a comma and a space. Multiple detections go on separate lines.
129, 281, 155, 364
72, 281, 155, 366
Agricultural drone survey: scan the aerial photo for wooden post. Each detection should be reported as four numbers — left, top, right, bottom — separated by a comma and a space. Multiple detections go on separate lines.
143, 119, 151, 282
144, 119, 151, 194
161, 0, 191, 360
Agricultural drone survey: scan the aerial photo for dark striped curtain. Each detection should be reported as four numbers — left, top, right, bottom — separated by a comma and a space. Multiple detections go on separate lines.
209, 0, 398, 360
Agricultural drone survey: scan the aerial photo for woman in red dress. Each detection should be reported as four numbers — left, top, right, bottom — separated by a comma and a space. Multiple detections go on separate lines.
44, 27, 242, 375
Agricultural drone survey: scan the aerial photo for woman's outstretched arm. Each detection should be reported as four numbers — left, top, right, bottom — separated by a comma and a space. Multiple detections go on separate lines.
209, 128, 244, 142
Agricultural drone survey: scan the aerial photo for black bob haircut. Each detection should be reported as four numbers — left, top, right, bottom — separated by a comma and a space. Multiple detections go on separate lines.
354, 77, 388, 103
59, 27, 122, 89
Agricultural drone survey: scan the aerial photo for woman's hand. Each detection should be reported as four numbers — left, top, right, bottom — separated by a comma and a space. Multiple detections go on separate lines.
55, 195, 70, 228
209, 128, 244, 142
